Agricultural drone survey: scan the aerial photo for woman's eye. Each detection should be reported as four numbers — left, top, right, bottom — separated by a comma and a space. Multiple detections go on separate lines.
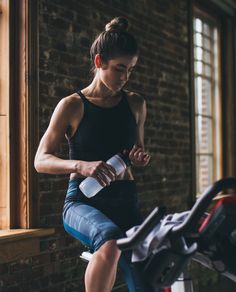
115, 68, 134, 74
115, 67, 125, 73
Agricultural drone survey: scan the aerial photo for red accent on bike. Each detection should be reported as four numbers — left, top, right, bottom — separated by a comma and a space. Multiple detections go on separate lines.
199, 196, 236, 232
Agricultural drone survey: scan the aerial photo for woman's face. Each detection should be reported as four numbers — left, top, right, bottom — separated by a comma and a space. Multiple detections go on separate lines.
97, 55, 138, 92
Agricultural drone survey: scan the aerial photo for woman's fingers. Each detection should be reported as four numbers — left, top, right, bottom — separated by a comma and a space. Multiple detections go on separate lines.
129, 144, 138, 157
93, 162, 116, 186
129, 145, 150, 166
96, 171, 109, 186
130, 146, 144, 160
105, 163, 117, 178
143, 153, 150, 164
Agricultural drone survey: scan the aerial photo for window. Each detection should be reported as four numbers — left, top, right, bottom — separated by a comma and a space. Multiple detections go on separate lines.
193, 9, 222, 196
0, 0, 38, 229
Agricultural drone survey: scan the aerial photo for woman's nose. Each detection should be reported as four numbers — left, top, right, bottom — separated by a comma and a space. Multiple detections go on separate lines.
120, 71, 129, 82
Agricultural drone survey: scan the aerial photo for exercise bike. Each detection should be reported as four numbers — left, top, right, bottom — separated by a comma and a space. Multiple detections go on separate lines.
116, 177, 236, 291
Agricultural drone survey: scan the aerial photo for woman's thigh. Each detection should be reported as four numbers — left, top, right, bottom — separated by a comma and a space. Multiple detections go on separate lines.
63, 202, 157, 292
63, 202, 123, 251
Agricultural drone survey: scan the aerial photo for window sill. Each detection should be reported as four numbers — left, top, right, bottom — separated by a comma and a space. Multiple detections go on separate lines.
0, 228, 55, 242
0, 228, 55, 263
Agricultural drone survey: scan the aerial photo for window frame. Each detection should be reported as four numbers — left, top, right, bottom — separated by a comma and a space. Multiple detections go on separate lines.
0, 0, 39, 229
190, 0, 236, 203
193, 8, 223, 196
0, 0, 10, 229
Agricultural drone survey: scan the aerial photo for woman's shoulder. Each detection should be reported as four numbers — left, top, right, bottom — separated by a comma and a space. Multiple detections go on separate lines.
51, 93, 84, 125
57, 92, 84, 113
124, 90, 146, 110
54, 93, 85, 137
62, 92, 83, 106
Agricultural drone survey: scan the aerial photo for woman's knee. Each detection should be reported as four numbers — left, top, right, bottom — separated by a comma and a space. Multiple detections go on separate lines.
96, 240, 121, 264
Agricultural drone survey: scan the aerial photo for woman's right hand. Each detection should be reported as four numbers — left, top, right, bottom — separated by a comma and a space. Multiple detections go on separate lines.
78, 161, 117, 186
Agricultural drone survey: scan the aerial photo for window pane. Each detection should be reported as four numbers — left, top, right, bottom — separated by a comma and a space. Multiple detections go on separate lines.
203, 23, 210, 37
194, 18, 202, 32
195, 61, 203, 74
195, 77, 212, 116
202, 79, 212, 115
204, 64, 212, 77
203, 50, 211, 64
203, 36, 211, 50
195, 77, 202, 115
193, 12, 221, 196
195, 116, 212, 154
194, 33, 203, 47
196, 155, 213, 194
194, 46, 203, 61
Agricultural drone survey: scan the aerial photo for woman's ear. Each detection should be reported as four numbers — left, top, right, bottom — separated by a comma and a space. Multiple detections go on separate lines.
94, 54, 102, 68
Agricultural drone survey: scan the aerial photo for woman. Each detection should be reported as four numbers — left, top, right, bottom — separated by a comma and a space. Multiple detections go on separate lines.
35, 17, 153, 292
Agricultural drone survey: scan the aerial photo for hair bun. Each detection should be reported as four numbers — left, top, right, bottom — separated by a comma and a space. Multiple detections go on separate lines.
105, 17, 129, 32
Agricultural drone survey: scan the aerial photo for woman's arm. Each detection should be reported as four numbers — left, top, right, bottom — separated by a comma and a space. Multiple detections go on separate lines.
34, 96, 81, 174
126, 93, 150, 166
34, 95, 116, 184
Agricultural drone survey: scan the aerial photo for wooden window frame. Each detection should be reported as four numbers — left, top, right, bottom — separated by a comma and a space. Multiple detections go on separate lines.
0, 0, 39, 229
193, 9, 223, 196
189, 0, 236, 204
0, 0, 10, 229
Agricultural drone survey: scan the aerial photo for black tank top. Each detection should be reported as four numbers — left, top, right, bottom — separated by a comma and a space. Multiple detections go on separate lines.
68, 90, 137, 162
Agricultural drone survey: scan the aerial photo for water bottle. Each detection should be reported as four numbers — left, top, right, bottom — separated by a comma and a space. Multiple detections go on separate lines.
79, 152, 130, 198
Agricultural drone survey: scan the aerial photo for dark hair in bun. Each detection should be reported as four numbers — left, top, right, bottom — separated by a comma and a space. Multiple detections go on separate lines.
90, 17, 138, 71
105, 17, 129, 32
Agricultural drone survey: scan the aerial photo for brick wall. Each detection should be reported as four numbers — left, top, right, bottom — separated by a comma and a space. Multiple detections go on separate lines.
1, 0, 191, 291
39, 0, 192, 218
0, 0, 222, 291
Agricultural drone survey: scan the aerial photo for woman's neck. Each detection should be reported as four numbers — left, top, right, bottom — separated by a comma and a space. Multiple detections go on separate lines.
83, 75, 118, 99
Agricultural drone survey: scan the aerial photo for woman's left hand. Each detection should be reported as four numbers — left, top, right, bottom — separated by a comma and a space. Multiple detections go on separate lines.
128, 144, 150, 167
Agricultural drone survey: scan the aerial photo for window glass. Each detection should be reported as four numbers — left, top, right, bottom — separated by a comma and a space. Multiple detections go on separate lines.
193, 13, 221, 196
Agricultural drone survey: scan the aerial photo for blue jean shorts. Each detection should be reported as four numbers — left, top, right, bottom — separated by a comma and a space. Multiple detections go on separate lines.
62, 179, 157, 292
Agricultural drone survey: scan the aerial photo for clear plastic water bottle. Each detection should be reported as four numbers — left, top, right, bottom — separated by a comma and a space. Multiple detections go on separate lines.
79, 152, 130, 198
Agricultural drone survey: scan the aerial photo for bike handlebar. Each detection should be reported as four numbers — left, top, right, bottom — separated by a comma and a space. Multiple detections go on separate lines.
117, 206, 166, 250
172, 177, 236, 235
117, 177, 236, 250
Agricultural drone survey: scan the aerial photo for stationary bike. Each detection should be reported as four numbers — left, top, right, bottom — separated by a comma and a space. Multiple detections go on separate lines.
116, 177, 236, 292
81, 177, 236, 291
